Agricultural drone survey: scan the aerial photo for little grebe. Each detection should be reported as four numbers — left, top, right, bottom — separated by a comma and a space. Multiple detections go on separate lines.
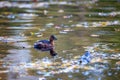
34, 35, 57, 56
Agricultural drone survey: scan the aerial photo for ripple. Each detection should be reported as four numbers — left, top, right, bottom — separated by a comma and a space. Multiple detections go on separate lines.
10, 19, 33, 23
76, 20, 120, 28
6, 26, 36, 30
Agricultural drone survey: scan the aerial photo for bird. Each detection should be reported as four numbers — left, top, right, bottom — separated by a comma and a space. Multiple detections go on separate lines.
34, 35, 57, 56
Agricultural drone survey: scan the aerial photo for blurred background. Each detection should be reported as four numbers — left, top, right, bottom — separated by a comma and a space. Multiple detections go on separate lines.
0, 0, 120, 80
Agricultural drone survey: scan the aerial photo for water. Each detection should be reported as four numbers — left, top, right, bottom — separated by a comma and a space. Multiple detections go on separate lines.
0, 0, 120, 80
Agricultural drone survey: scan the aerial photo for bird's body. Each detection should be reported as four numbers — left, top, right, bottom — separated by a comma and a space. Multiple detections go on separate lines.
34, 40, 53, 51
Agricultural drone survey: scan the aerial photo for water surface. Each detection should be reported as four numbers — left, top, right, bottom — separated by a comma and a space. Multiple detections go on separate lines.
0, 0, 120, 80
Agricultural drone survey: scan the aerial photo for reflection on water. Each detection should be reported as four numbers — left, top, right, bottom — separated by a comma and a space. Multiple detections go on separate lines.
5, 49, 31, 63
0, 0, 120, 80
10, 20, 33, 23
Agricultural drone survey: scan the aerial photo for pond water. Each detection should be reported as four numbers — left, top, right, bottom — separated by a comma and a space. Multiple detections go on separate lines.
0, 0, 120, 80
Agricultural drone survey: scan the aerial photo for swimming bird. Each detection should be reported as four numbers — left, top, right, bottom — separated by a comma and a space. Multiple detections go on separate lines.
34, 35, 57, 56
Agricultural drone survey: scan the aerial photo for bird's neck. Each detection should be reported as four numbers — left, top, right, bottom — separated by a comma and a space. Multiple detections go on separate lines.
50, 40, 54, 46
